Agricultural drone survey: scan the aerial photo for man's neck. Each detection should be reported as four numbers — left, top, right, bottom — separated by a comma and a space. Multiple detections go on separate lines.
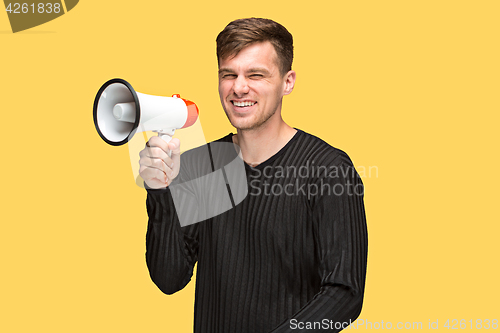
232, 118, 297, 167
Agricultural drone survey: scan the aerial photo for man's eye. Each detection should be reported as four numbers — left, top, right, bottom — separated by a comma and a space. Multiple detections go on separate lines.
222, 74, 237, 79
250, 74, 263, 78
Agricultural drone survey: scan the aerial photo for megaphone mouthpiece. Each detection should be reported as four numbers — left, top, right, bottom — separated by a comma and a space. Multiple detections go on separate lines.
113, 102, 136, 123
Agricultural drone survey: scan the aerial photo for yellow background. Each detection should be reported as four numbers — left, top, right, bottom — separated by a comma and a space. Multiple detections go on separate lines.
1, 1, 499, 332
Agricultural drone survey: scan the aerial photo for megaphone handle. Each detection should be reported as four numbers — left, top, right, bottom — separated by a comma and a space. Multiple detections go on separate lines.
158, 132, 174, 157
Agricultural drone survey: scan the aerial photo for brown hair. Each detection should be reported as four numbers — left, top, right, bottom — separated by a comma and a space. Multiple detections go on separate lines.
216, 18, 294, 77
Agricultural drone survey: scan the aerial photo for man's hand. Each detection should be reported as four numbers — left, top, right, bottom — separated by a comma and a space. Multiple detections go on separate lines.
139, 136, 181, 189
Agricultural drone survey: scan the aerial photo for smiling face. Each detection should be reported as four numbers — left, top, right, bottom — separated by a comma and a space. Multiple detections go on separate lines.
218, 41, 295, 131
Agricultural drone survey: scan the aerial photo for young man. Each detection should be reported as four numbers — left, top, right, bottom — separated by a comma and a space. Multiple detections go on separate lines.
139, 18, 368, 332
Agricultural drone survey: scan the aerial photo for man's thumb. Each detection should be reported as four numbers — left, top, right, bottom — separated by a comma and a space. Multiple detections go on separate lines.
168, 138, 181, 157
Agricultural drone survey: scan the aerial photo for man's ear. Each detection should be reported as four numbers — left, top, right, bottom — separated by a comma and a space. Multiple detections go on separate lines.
283, 70, 296, 95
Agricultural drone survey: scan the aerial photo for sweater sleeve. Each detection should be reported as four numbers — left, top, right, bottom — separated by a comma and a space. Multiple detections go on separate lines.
270, 159, 368, 332
145, 187, 199, 295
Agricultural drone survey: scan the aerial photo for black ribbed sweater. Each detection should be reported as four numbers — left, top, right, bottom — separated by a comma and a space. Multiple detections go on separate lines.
145, 129, 368, 332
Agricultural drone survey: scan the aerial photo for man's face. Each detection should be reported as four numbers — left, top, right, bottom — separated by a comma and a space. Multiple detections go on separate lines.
218, 41, 295, 131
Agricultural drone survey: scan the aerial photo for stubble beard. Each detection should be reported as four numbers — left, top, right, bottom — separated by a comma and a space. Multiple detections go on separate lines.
223, 100, 281, 131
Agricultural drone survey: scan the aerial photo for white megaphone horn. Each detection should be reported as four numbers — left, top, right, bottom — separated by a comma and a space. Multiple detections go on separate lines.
93, 78, 199, 148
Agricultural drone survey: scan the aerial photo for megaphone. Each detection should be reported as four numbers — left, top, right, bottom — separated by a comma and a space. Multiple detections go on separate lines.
93, 78, 199, 147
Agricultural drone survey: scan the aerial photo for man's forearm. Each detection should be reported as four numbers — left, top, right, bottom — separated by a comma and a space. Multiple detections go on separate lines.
145, 189, 198, 295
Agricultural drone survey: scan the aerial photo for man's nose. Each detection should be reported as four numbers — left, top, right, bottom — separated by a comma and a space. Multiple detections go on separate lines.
233, 76, 250, 96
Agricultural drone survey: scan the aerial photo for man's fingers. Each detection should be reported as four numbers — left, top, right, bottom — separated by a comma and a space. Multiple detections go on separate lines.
139, 146, 175, 171
140, 166, 168, 184
139, 156, 169, 173
148, 136, 170, 153
140, 146, 170, 160
140, 136, 180, 188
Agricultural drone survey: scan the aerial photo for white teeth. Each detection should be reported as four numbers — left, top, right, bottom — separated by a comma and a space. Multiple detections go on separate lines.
233, 101, 256, 107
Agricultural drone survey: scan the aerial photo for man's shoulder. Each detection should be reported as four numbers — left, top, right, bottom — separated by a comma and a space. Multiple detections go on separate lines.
295, 129, 354, 168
